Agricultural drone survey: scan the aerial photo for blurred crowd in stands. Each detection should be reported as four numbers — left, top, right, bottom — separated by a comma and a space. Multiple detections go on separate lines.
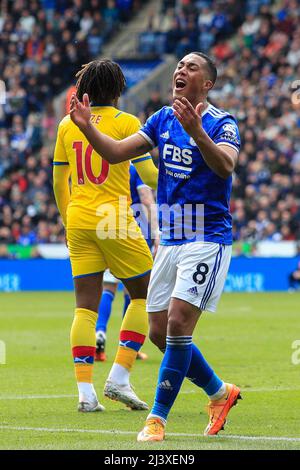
0, 0, 141, 250
0, 0, 300, 253
141, 0, 300, 244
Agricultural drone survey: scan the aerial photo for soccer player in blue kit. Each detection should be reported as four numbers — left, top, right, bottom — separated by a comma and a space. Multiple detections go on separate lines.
70, 52, 242, 442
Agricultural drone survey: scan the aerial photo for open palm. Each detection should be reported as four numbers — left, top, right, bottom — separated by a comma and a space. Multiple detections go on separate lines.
70, 93, 91, 131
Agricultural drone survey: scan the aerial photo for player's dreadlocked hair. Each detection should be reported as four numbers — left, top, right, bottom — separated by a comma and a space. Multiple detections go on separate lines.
75, 59, 126, 105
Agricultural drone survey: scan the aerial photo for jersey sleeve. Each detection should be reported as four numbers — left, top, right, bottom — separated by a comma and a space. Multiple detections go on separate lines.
121, 114, 153, 165
212, 116, 241, 153
137, 110, 160, 149
53, 121, 69, 165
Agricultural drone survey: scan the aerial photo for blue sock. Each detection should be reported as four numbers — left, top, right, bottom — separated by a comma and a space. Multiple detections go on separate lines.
96, 290, 115, 333
150, 336, 193, 422
186, 343, 223, 396
122, 293, 130, 318
160, 343, 223, 397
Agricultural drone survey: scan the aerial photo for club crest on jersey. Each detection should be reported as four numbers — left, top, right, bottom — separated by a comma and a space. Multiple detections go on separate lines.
223, 124, 236, 134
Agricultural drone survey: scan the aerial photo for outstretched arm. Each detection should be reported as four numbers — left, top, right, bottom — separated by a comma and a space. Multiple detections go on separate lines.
53, 165, 71, 227
173, 97, 238, 179
70, 93, 152, 164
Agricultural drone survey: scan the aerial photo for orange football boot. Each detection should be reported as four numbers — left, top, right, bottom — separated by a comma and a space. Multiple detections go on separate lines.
95, 350, 106, 362
137, 418, 165, 442
204, 383, 242, 436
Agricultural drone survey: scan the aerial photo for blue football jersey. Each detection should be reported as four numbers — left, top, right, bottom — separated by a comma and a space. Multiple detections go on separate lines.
129, 164, 151, 245
138, 104, 241, 245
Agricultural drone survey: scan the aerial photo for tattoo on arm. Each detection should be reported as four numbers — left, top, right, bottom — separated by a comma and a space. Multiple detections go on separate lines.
135, 142, 151, 153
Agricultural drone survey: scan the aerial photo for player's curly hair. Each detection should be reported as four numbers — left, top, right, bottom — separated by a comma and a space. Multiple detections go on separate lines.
75, 59, 126, 105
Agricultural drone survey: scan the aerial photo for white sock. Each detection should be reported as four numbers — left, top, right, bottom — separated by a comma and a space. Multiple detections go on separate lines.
208, 382, 227, 401
108, 363, 130, 386
77, 382, 97, 402
147, 414, 166, 426
96, 330, 106, 340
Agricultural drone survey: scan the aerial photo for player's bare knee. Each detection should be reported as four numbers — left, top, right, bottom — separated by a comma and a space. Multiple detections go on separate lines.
167, 308, 195, 336
167, 299, 201, 336
149, 329, 166, 349
167, 317, 189, 336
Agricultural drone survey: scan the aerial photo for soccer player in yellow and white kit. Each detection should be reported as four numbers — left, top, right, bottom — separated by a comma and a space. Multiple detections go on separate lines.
53, 59, 158, 412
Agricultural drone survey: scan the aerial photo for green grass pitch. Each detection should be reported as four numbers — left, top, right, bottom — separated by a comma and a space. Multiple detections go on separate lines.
0, 291, 299, 450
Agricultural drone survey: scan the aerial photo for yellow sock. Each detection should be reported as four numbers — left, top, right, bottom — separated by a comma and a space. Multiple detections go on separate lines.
70, 308, 97, 384
114, 298, 148, 372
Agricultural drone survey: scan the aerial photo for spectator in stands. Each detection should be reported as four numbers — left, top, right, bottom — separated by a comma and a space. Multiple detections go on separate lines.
0, 0, 139, 246
144, 90, 167, 119
0, 0, 299, 249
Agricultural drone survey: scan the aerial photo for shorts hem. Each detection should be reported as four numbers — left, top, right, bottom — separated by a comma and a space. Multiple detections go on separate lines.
73, 270, 103, 279
201, 305, 216, 313
146, 304, 170, 313
171, 294, 217, 312
118, 269, 152, 281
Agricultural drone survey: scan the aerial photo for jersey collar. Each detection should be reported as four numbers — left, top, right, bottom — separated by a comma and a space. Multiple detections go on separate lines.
201, 103, 212, 117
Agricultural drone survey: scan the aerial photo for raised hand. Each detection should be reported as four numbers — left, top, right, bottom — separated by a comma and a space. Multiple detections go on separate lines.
172, 97, 205, 140
70, 93, 91, 131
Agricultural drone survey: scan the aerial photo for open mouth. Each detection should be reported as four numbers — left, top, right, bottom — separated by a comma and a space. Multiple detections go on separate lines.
175, 79, 187, 90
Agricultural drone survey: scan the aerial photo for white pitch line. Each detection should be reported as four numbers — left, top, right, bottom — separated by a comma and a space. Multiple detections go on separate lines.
0, 425, 299, 443
181, 387, 300, 394
0, 387, 299, 400
240, 387, 300, 393
0, 394, 77, 400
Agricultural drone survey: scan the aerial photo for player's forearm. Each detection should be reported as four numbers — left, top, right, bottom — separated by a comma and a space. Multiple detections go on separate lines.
53, 168, 71, 226
53, 184, 70, 227
194, 131, 235, 179
80, 122, 151, 164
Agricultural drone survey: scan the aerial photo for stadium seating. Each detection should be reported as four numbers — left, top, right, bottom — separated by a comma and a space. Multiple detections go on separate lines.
0, 0, 143, 251
0, 0, 299, 252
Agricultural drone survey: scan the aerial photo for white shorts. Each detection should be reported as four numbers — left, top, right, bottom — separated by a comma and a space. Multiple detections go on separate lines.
103, 269, 119, 284
146, 242, 232, 313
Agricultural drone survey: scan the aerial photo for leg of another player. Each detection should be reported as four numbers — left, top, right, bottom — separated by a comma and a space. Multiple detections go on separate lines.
125, 287, 148, 361
122, 287, 131, 318
95, 281, 118, 361
96, 282, 117, 333
71, 273, 104, 411
104, 272, 150, 410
